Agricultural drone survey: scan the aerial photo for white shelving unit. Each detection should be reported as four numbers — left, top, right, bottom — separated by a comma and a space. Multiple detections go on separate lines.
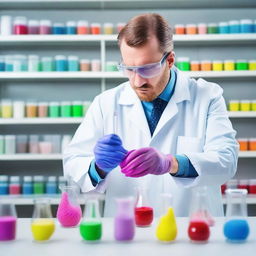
0, 154, 63, 160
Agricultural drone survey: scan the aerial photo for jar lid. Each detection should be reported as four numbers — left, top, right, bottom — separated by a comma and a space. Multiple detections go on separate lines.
10, 176, 20, 182
197, 23, 207, 26
49, 101, 59, 106
224, 59, 235, 62
72, 101, 83, 105
186, 24, 196, 27
104, 23, 113, 27
90, 23, 101, 27
55, 55, 67, 60
40, 20, 52, 26
176, 57, 190, 62
201, 60, 212, 63
28, 55, 39, 59
80, 59, 90, 63
236, 59, 247, 63
237, 138, 248, 141
38, 102, 48, 106
48, 176, 57, 182
66, 21, 76, 26
219, 22, 228, 26
229, 20, 239, 25
240, 100, 251, 103
28, 20, 39, 26
208, 23, 217, 27
53, 22, 65, 27
5, 135, 16, 139
68, 56, 78, 60
240, 19, 253, 24
91, 59, 100, 63
58, 176, 67, 182
33, 175, 44, 182
61, 101, 71, 105
0, 175, 8, 182
249, 60, 256, 63
190, 60, 200, 64
23, 176, 32, 182
77, 20, 88, 26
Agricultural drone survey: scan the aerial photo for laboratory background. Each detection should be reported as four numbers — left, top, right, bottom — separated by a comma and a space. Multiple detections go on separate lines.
0, 0, 256, 254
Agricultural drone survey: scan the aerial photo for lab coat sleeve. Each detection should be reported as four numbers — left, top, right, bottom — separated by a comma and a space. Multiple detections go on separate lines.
62, 95, 108, 193
173, 83, 239, 187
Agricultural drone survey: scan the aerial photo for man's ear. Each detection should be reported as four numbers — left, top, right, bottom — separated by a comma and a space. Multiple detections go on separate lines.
167, 51, 175, 69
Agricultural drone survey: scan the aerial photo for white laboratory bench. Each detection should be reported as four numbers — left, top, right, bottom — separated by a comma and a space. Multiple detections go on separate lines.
1, 218, 256, 256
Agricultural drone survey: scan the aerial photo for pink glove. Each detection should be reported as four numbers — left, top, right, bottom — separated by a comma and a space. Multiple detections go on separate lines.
120, 147, 173, 177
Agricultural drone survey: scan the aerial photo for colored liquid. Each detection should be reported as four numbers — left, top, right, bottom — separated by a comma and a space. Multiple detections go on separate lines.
33, 183, 44, 194
135, 207, 153, 227
224, 219, 249, 242
188, 220, 210, 242
156, 207, 177, 242
0, 216, 17, 241
114, 217, 135, 241
249, 185, 256, 194
9, 184, 21, 195
57, 191, 82, 227
31, 219, 55, 241
80, 221, 102, 241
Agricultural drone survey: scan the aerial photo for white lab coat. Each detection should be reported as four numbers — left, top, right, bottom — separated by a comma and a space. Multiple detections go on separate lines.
63, 68, 239, 217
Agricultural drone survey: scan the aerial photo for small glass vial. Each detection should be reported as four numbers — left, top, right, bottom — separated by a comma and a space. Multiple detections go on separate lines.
28, 55, 40, 72
4, 135, 16, 154
52, 22, 66, 35
90, 23, 101, 34
28, 135, 39, 154
68, 56, 79, 71
41, 57, 54, 72
77, 21, 89, 35
80, 59, 90, 71
174, 24, 185, 34
55, 55, 68, 72
1, 100, 13, 118
31, 198, 55, 242
114, 197, 135, 241
80, 197, 102, 241
46, 176, 57, 194
72, 101, 83, 117
223, 189, 250, 242
39, 20, 52, 35
33, 176, 44, 194
13, 16, 28, 35
38, 102, 48, 118
28, 20, 39, 34
0, 202, 17, 241
9, 176, 21, 195
66, 21, 77, 35
22, 176, 33, 195
103, 23, 114, 35
13, 101, 25, 118
16, 135, 28, 153
26, 101, 38, 118
0, 16, 12, 35
0, 175, 9, 195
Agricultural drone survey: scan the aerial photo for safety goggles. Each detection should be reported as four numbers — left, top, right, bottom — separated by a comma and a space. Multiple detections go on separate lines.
117, 52, 170, 79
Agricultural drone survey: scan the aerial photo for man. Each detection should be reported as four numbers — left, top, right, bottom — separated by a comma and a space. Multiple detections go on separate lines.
63, 13, 238, 217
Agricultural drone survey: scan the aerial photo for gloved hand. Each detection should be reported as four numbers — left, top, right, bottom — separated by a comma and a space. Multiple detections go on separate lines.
94, 134, 128, 171
120, 147, 173, 177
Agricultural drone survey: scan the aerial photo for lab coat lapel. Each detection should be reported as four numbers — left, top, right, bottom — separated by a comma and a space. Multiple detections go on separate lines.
118, 83, 151, 140
152, 70, 191, 138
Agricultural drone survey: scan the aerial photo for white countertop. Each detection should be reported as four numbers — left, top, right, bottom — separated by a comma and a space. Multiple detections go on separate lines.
1, 218, 256, 256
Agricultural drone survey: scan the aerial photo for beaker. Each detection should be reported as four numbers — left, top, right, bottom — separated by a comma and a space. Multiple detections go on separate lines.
114, 197, 135, 241
156, 193, 177, 242
0, 202, 17, 241
80, 198, 102, 241
57, 185, 82, 227
31, 198, 55, 242
223, 189, 250, 242
134, 186, 153, 227
188, 187, 211, 242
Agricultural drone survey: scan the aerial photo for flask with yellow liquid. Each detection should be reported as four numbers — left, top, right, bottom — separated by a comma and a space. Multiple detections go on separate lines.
156, 193, 177, 242
31, 198, 55, 242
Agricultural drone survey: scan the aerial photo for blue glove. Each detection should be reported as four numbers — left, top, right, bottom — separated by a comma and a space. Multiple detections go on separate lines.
94, 134, 128, 171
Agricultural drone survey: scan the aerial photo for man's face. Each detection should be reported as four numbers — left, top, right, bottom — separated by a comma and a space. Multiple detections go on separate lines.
120, 36, 174, 102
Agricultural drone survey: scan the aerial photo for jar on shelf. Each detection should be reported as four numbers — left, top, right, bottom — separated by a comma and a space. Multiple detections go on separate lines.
229, 20, 240, 33
174, 24, 185, 34
52, 22, 66, 35
13, 16, 28, 35
46, 176, 57, 194
68, 56, 79, 71
219, 22, 229, 34
22, 176, 33, 195
249, 60, 256, 70
90, 23, 101, 35
200, 60, 212, 71
237, 138, 248, 151
224, 60, 235, 71
197, 23, 207, 34
240, 100, 251, 111
4, 135, 16, 154
235, 60, 248, 70
77, 21, 89, 34
240, 19, 254, 33
103, 23, 114, 34
60, 101, 72, 117
91, 59, 101, 72
185, 24, 197, 34
49, 102, 60, 117
41, 56, 54, 72
28, 20, 39, 34
26, 101, 38, 118
9, 176, 21, 195
39, 20, 52, 35
190, 61, 200, 71
0, 136, 4, 155
16, 135, 28, 154
28, 134, 39, 154
28, 55, 40, 72
66, 21, 77, 35
13, 101, 25, 119
249, 138, 256, 151
228, 100, 240, 111
51, 135, 61, 153
33, 176, 44, 194
55, 55, 68, 72
212, 60, 223, 71
0, 175, 9, 195
38, 102, 48, 118
0, 16, 12, 35
1, 99, 13, 118
176, 57, 190, 71
80, 59, 90, 71
207, 23, 218, 34
72, 101, 83, 117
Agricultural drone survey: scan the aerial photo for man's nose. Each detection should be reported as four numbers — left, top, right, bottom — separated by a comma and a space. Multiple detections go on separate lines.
133, 72, 147, 88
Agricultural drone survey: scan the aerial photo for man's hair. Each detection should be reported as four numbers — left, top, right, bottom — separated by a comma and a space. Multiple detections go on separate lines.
117, 13, 173, 53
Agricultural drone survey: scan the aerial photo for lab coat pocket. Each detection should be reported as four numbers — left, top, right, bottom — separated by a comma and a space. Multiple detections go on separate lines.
176, 136, 203, 155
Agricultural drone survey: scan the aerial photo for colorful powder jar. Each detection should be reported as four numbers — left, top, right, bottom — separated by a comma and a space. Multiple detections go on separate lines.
28, 55, 40, 72
0, 56, 5, 71
61, 101, 72, 117
66, 21, 77, 35
4, 135, 16, 154
28, 20, 39, 34
236, 60, 248, 70
1, 99, 13, 118
46, 176, 57, 194
72, 101, 83, 117
41, 57, 54, 72
55, 55, 68, 72
249, 60, 256, 70
91, 59, 101, 71
9, 176, 21, 195
176, 57, 190, 71
249, 138, 256, 151
13, 16, 28, 35
49, 102, 60, 117
175, 24, 185, 34
188, 220, 210, 242
80, 59, 90, 71
186, 24, 197, 34
38, 102, 48, 118
33, 176, 44, 194
240, 19, 254, 33
197, 23, 207, 34
26, 101, 37, 118
207, 23, 218, 34
224, 219, 249, 242
68, 56, 79, 71
228, 100, 240, 111
77, 21, 89, 34
224, 60, 235, 71
0, 175, 9, 195
0, 16, 12, 36
156, 207, 177, 242
240, 100, 251, 111
39, 20, 52, 35
251, 100, 256, 111
105, 61, 118, 72
249, 179, 256, 194
13, 101, 25, 119
90, 23, 101, 35
52, 23, 66, 34
103, 23, 114, 35
201, 60, 212, 71
212, 60, 223, 71
22, 176, 33, 195
229, 20, 240, 33
237, 138, 248, 151
219, 22, 229, 34
0, 216, 17, 241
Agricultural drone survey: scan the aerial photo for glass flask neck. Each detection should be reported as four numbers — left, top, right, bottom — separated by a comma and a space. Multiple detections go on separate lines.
33, 199, 52, 219
116, 197, 134, 217
0, 202, 17, 217
84, 199, 101, 221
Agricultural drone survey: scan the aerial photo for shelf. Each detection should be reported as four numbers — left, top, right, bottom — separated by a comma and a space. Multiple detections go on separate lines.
0, 154, 63, 160
0, 34, 256, 46
0, 71, 255, 81
238, 151, 256, 158
228, 112, 256, 118
0, 0, 255, 10
1, 194, 256, 205
0, 118, 83, 125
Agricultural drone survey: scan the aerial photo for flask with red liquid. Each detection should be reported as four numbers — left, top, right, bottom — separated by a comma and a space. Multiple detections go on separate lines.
134, 187, 153, 227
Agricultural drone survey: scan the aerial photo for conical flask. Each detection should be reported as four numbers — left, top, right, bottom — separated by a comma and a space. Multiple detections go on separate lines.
156, 193, 177, 242
114, 197, 135, 241
31, 198, 55, 242
135, 186, 154, 227
80, 197, 102, 241
0, 201, 17, 241
223, 189, 250, 242
57, 185, 82, 227
188, 187, 211, 242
